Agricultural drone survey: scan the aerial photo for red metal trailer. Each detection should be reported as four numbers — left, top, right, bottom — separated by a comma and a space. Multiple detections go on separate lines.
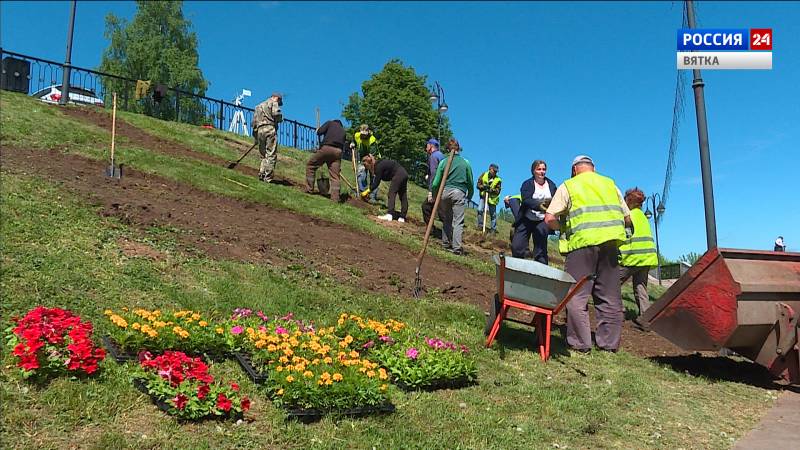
641, 248, 800, 384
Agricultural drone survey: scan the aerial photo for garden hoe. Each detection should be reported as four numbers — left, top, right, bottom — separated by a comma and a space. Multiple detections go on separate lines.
226, 142, 257, 169
413, 148, 456, 298
104, 92, 122, 179
482, 191, 489, 234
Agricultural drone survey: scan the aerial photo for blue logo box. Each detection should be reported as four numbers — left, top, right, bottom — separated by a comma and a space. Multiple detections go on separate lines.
677, 28, 749, 50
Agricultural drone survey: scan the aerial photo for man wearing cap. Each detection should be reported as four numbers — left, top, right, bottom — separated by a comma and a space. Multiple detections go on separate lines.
252, 92, 284, 183
421, 138, 446, 227
618, 187, 658, 328
476, 164, 502, 233
544, 155, 633, 353
354, 124, 379, 203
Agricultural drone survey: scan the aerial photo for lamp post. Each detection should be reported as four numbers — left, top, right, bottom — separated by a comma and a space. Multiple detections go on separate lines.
644, 194, 666, 285
429, 81, 448, 141
59, 0, 77, 106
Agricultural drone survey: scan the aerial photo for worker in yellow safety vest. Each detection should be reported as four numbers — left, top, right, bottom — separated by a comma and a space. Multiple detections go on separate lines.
354, 124, 379, 202
544, 155, 633, 354
618, 187, 658, 329
476, 164, 502, 233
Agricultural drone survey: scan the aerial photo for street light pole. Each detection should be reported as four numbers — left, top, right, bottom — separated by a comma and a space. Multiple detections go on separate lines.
645, 193, 665, 286
686, 0, 718, 250
429, 81, 448, 142
59, 0, 77, 106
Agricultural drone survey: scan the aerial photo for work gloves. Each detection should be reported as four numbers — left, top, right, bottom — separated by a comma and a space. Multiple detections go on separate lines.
360, 189, 371, 200
427, 191, 433, 203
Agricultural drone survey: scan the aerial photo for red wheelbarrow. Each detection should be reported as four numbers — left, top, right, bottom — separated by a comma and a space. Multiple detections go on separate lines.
641, 248, 800, 384
485, 253, 592, 361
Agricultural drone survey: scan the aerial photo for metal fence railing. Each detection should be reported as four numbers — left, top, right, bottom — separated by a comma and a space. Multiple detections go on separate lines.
0, 48, 317, 150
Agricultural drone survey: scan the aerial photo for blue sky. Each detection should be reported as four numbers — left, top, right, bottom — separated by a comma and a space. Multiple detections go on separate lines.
2, 1, 798, 258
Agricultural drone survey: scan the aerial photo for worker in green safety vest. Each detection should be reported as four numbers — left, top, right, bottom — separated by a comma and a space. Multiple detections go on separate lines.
476, 164, 502, 233
618, 188, 658, 329
544, 155, 633, 354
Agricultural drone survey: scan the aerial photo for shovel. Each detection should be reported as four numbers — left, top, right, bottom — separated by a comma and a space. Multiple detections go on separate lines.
226, 142, 257, 169
413, 147, 456, 298
105, 92, 122, 179
482, 191, 489, 234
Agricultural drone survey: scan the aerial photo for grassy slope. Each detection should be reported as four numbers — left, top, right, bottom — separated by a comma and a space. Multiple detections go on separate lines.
0, 92, 775, 449
0, 91, 511, 275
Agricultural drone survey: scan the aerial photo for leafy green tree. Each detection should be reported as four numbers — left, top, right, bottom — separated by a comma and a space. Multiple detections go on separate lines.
343, 59, 452, 184
678, 251, 702, 265
99, 0, 208, 124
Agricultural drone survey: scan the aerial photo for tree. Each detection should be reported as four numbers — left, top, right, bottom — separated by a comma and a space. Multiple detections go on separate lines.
678, 251, 702, 265
99, 1, 208, 123
342, 59, 453, 184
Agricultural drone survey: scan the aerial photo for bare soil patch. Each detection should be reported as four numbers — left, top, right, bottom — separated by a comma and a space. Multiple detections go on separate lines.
3, 145, 685, 357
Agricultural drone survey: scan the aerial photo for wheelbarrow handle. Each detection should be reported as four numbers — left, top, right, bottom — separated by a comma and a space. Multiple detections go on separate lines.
552, 273, 595, 316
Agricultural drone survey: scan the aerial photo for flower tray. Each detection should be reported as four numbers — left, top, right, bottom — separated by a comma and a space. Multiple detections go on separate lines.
395, 376, 477, 392
285, 402, 396, 424
133, 379, 243, 423
232, 352, 268, 384
103, 337, 229, 364
102, 336, 136, 363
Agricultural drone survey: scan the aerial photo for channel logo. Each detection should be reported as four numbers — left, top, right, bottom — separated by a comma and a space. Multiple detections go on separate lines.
676, 28, 772, 70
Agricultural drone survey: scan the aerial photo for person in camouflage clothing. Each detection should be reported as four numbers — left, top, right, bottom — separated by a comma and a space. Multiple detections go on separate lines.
252, 92, 283, 182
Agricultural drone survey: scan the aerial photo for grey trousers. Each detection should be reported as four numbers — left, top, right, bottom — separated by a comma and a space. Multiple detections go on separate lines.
620, 266, 651, 315
440, 187, 466, 251
564, 241, 623, 351
257, 126, 278, 181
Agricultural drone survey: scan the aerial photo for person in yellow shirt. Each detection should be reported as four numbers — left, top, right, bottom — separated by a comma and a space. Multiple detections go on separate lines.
544, 155, 632, 353
618, 187, 658, 330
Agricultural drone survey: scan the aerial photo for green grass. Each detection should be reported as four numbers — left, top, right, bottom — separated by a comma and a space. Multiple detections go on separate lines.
0, 161, 777, 449
0, 91, 500, 274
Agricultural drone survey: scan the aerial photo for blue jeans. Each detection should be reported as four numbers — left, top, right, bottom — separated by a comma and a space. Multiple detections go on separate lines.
356, 164, 378, 201
477, 197, 497, 231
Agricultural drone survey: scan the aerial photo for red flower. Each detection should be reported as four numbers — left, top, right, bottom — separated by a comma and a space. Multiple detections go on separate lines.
241, 397, 251, 412
173, 393, 189, 410
230, 382, 239, 392
197, 384, 210, 399
216, 393, 232, 412
10, 307, 104, 376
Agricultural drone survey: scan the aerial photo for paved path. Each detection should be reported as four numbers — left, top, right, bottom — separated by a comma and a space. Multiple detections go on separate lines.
734, 390, 800, 449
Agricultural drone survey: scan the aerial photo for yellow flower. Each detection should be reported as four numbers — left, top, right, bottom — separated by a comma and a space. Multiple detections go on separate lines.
255, 340, 266, 349
279, 356, 289, 364
191, 313, 201, 321
332, 373, 343, 382
379, 368, 388, 380
349, 350, 359, 358
303, 371, 314, 378
320, 372, 331, 381
325, 379, 333, 386
285, 375, 295, 383
323, 357, 333, 364
131, 323, 141, 330
344, 335, 354, 344
367, 370, 376, 378
198, 320, 208, 327
338, 340, 348, 348
380, 384, 387, 391
103, 309, 113, 316
215, 327, 224, 334
277, 388, 284, 395
267, 344, 277, 352
276, 366, 284, 372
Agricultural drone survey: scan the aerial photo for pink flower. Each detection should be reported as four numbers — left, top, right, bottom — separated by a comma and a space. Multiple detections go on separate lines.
275, 326, 287, 335
231, 326, 243, 335
405, 348, 419, 360
362, 340, 375, 349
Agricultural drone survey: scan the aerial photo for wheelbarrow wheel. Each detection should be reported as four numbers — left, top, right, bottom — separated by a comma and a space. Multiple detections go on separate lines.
484, 294, 501, 336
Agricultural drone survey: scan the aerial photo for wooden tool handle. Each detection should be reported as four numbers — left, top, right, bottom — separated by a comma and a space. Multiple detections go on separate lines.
416, 147, 456, 268
110, 93, 117, 162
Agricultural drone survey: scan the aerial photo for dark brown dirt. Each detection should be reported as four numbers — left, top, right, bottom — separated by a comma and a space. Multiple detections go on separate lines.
3, 147, 492, 305
3, 107, 686, 358
60, 106, 372, 210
